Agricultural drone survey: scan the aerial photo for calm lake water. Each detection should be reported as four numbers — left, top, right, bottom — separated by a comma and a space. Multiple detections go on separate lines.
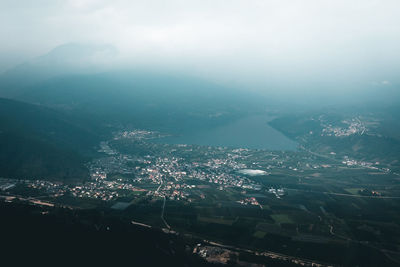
155, 115, 297, 150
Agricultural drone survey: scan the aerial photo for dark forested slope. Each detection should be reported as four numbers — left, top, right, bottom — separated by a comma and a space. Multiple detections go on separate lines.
0, 98, 102, 181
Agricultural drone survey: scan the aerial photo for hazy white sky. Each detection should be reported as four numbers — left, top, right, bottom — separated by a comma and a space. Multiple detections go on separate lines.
1, 0, 399, 92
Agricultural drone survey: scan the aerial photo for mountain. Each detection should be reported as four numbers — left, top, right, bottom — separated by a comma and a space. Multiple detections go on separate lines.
0, 98, 103, 181
13, 71, 266, 134
0, 43, 118, 97
0, 43, 269, 134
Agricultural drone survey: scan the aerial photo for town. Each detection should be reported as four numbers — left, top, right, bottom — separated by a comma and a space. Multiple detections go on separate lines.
1, 126, 399, 267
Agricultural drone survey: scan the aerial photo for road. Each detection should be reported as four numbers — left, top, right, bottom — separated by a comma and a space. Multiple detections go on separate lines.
160, 195, 171, 229
156, 179, 171, 230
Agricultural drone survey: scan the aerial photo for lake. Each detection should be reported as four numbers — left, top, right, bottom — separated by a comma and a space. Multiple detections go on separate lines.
154, 115, 297, 150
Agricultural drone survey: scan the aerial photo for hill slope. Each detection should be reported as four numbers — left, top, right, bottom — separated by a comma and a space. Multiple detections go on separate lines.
0, 98, 102, 180
14, 71, 266, 134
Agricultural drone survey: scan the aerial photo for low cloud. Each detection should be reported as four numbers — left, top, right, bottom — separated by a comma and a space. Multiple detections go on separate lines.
1, 0, 400, 94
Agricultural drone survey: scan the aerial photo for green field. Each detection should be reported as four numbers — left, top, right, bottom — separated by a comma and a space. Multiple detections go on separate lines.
271, 214, 293, 224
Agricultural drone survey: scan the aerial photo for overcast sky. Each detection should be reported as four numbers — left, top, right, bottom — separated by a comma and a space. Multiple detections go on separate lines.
1, 0, 399, 94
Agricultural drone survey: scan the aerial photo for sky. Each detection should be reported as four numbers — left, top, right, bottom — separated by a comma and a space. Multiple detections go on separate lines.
0, 0, 399, 96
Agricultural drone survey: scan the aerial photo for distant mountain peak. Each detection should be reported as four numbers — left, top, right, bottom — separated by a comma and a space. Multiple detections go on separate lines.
0, 43, 119, 97
37, 43, 118, 65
